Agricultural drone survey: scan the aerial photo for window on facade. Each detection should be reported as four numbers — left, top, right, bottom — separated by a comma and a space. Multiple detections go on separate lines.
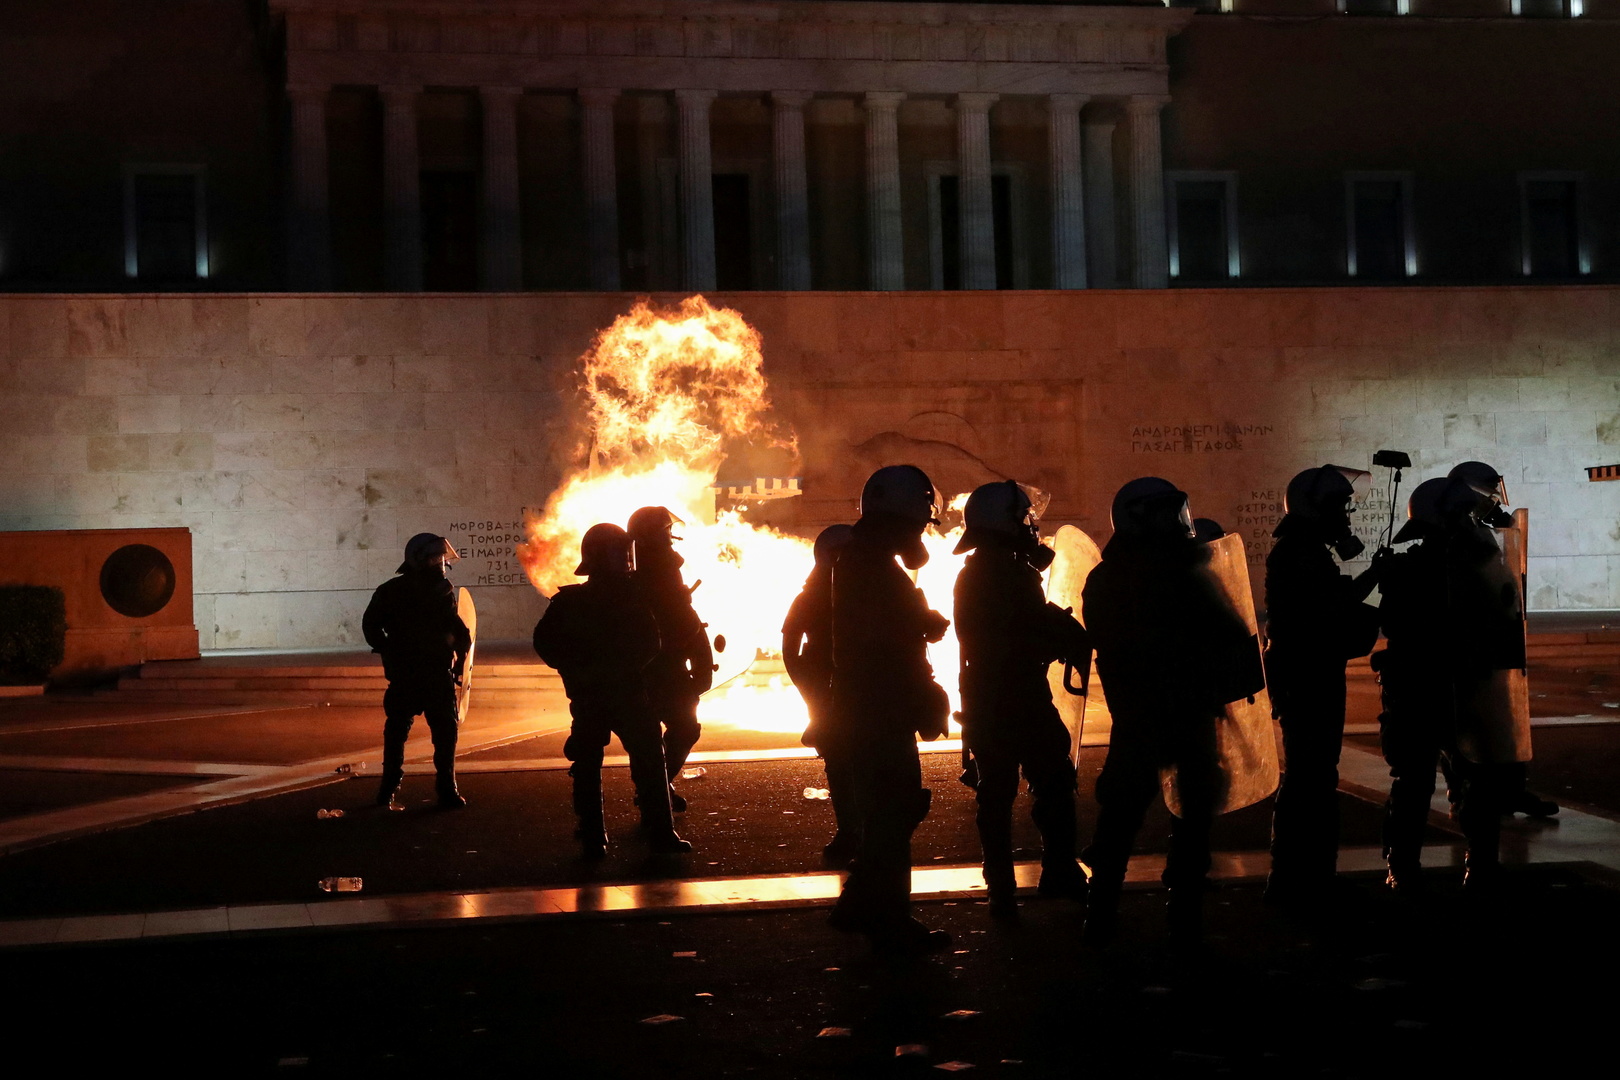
1341, 0, 1401, 14
1348, 178, 1408, 280
936, 174, 1014, 289
421, 170, 478, 290
1523, 179, 1580, 277
1170, 179, 1232, 282
1515, 0, 1579, 16
127, 171, 203, 282
712, 173, 753, 290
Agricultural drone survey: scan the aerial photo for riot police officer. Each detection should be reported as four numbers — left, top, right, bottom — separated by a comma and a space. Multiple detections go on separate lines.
782, 523, 859, 863
1081, 479, 1252, 946
953, 480, 1090, 918
362, 533, 473, 809
533, 523, 691, 859
1264, 465, 1385, 905
1375, 478, 1455, 890
1447, 461, 1559, 822
628, 506, 714, 813
826, 465, 953, 954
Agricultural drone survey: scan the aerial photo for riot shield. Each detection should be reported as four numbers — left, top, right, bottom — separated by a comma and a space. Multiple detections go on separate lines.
456, 586, 477, 723
1161, 533, 1281, 817
1456, 508, 1533, 764
1043, 524, 1103, 764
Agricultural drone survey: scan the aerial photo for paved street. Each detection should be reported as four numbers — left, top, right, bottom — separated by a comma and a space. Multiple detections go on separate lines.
2, 645, 1619, 1075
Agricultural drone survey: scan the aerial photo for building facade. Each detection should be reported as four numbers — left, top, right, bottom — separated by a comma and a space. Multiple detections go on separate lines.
2, 0, 1616, 294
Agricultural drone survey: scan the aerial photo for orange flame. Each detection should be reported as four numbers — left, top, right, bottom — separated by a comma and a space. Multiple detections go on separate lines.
517, 296, 969, 738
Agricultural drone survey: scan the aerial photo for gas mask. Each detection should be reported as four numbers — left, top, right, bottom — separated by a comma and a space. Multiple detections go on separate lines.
899, 534, 930, 571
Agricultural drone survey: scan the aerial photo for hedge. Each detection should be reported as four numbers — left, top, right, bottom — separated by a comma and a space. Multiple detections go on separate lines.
0, 585, 67, 685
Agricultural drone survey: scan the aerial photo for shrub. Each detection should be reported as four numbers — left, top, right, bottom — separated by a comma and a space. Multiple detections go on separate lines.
0, 585, 67, 685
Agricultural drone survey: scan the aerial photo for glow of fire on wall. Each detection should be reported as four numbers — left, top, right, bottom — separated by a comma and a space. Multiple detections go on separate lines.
515, 296, 974, 736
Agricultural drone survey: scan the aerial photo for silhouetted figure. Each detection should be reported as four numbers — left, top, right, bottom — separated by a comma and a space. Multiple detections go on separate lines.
1375, 478, 1457, 891
783, 523, 859, 863
1264, 465, 1385, 906
1081, 478, 1251, 947
362, 533, 473, 809
826, 465, 953, 955
953, 480, 1091, 919
628, 506, 714, 813
1377, 470, 1527, 891
533, 523, 691, 859
1192, 518, 1227, 543
1448, 461, 1559, 823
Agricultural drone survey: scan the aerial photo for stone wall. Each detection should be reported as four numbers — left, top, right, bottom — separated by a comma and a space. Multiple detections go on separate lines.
1, 286, 1617, 649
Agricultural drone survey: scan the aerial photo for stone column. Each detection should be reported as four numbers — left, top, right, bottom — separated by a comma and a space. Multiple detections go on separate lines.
956, 93, 999, 290
1124, 95, 1172, 290
287, 84, 332, 289
579, 88, 622, 291
1049, 94, 1088, 290
771, 91, 813, 291
480, 86, 523, 291
862, 91, 906, 291
380, 85, 422, 291
1083, 113, 1118, 288
675, 89, 718, 291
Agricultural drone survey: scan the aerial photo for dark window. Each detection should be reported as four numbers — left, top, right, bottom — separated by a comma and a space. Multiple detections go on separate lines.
1343, 0, 1399, 14
712, 174, 752, 290
1518, 0, 1571, 16
133, 174, 197, 282
1525, 181, 1579, 277
1351, 180, 1405, 280
938, 174, 1015, 289
421, 170, 478, 290
1174, 181, 1229, 282
1169, 0, 1222, 9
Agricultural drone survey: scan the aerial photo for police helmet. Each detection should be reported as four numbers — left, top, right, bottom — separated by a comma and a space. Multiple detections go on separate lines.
859, 465, 940, 526
812, 524, 855, 567
1392, 477, 1449, 545
1447, 460, 1509, 508
1110, 477, 1193, 538
576, 522, 633, 577
952, 480, 1048, 554
1284, 465, 1371, 521
627, 505, 683, 546
397, 532, 459, 574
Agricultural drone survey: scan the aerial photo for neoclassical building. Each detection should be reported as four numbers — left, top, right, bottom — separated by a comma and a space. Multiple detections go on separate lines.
273, 0, 1190, 294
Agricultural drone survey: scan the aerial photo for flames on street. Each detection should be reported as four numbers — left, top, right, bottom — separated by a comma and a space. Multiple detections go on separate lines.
517, 296, 969, 736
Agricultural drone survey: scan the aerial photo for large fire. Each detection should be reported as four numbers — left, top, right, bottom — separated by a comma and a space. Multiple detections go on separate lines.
517, 296, 970, 736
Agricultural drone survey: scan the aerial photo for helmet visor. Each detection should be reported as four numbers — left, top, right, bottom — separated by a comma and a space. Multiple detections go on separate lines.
1018, 483, 1051, 525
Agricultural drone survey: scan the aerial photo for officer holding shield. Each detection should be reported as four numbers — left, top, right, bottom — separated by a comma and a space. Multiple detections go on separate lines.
628, 506, 714, 813
953, 480, 1091, 918
363, 533, 473, 809
783, 523, 860, 863
533, 523, 691, 859
1264, 465, 1386, 905
1081, 479, 1253, 946
825, 465, 953, 955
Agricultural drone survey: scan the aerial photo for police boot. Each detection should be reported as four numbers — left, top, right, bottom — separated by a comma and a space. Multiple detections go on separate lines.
1511, 790, 1559, 818
666, 784, 688, 813
1033, 796, 1087, 904
436, 774, 467, 809
977, 820, 1020, 919
570, 765, 608, 860
375, 767, 404, 808
1384, 860, 1425, 894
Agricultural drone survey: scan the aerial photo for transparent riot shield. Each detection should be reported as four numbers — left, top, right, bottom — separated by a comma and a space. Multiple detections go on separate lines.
455, 586, 477, 723
1456, 509, 1533, 764
1043, 524, 1103, 764
1162, 533, 1281, 817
